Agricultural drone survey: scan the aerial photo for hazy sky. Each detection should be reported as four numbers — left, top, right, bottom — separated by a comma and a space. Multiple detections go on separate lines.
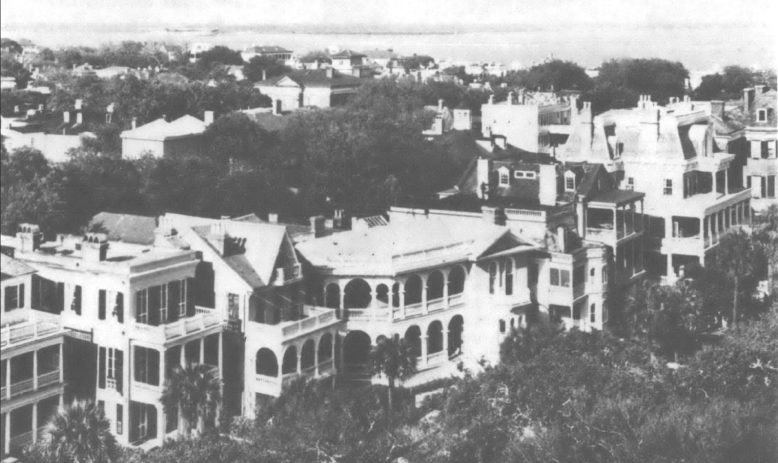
2, 0, 777, 27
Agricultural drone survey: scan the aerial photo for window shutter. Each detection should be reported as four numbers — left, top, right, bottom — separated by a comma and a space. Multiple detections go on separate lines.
186, 279, 196, 317
99, 290, 106, 320
133, 347, 142, 383
115, 350, 124, 395
19, 284, 25, 308
3, 288, 11, 311
116, 404, 123, 435
148, 405, 158, 439
56, 282, 65, 313
148, 286, 161, 326
73, 286, 82, 315
116, 293, 124, 323
168, 280, 180, 322
98, 347, 106, 389
149, 349, 160, 386
32, 275, 41, 309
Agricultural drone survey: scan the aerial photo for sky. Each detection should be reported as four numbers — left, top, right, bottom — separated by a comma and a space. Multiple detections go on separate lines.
2, 0, 777, 28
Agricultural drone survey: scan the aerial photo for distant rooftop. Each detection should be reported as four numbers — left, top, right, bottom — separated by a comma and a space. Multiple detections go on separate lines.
1, 254, 36, 281
120, 114, 207, 141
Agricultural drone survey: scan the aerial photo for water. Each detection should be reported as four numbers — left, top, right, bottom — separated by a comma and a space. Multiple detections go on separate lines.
3, 23, 775, 71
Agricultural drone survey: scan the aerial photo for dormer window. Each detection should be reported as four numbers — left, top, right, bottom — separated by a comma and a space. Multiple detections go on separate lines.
498, 167, 511, 187
757, 109, 767, 122
626, 177, 634, 190
564, 171, 576, 191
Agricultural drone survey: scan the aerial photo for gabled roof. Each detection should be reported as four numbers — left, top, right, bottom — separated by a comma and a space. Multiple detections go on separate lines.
120, 114, 207, 141
255, 69, 367, 89
89, 212, 157, 245
1, 254, 36, 281
330, 49, 366, 59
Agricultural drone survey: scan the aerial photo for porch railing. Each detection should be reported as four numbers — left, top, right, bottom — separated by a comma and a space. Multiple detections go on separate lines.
427, 297, 445, 312
405, 302, 424, 317
10, 378, 34, 397
9, 430, 33, 449
38, 370, 60, 388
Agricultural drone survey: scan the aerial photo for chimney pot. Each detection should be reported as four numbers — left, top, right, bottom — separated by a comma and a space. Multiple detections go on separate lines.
81, 233, 109, 262
438, 99, 444, 111
268, 213, 279, 223
131, 117, 137, 129
310, 216, 326, 237
17, 223, 43, 252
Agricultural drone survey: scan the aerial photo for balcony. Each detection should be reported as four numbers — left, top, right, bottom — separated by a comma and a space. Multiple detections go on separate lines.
248, 305, 339, 344
9, 430, 33, 449
130, 307, 222, 345
1, 310, 63, 348
253, 358, 336, 397
274, 263, 302, 286
4, 369, 61, 400
345, 308, 392, 322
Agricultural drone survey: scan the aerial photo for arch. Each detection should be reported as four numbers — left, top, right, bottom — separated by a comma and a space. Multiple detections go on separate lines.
405, 274, 423, 305
427, 320, 444, 354
281, 346, 297, 375
375, 284, 390, 309
489, 262, 498, 294
404, 325, 422, 358
448, 315, 464, 356
318, 333, 333, 361
392, 282, 401, 308
343, 331, 371, 371
344, 279, 372, 309
499, 319, 506, 333
255, 348, 278, 377
427, 270, 445, 301
510, 318, 515, 330
324, 283, 340, 309
505, 258, 514, 296
448, 266, 467, 295
376, 334, 388, 345
301, 339, 316, 370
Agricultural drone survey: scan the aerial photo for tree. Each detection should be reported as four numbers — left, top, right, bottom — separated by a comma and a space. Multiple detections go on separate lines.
31, 400, 119, 463
298, 49, 332, 64
39, 48, 56, 62
503, 59, 594, 92
368, 337, 418, 414
587, 58, 689, 111
2, 146, 50, 184
1, 38, 23, 55
403, 54, 435, 71
694, 66, 760, 101
715, 228, 760, 327
197, 46, 243, 67
160, 362, 222, 436
243, 56, 291, 82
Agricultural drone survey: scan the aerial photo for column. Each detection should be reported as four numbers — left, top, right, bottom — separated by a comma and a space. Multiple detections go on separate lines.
421, 335, 429, 368
180, 343, 185, 368
314, 340, 320, 377
369, 286, 377, 320
5, 356, 10, 399
724, 169, 729, 195
217, 332, 223, 380
339, 285, 345, 315
32, 403, 38, 443
443, 329, 449, 358
157, 405, 165, 441
159, 349, 165, 387
713, 171, 718, 195
443, 278, 450, 309
700, 218, 705, 247
400, 284, 406, 319
59, 343, 64, 383
4, 412, 10, 455
199, 338, 204, 364
422, 276, 428, 315
667, 253, 674, 280
33, 349, 38, 390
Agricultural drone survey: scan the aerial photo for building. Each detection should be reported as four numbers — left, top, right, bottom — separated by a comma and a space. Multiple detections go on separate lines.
254, 69, 367, 112
360, 49, 404, 70
241, 46, 293, 64
120, 113, 212, 159
481, 91, 578, 154
742, 86, 777, 212
329, 50, 366, 71
2, 252, 68, 456
422, 100, 473, 137
559, 95, 752, 284
188, 43, 215, 63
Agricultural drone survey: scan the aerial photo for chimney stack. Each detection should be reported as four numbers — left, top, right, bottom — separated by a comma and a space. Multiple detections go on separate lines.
268, 213, 279, 223
204, 110, 214, 125
132, 117, 137, 129
310, 216, 325, 238
476, 157, 492, 199
556, 227, 566, 253
75, 99, 82, 110
17, 224, 43, 253
333, 209, 345, 228
438, 99, 444, 112
538, 164, 558, 206
38, 104, 44, 111
743, 88, 754, 112
262, 69, 267, 81
82, 233, 109, 262
488, 94, 495, 105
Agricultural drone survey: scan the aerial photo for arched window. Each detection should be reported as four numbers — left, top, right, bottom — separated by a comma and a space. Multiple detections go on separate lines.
324, 283, 340, 309
255, 348, 278, 377
448, 315, 464, 356
427, 321, 444, 354
602, 267, 608, 285
282, 346, 297, 375
427, 271, 445, 301
301, 340, 315, 370
405, 275, 423, 305
405, 326, 422, 358
375, 284, 389, 308
505, 259, 514, 295
392, 283, 401, 308
448, 266, 466, 295
318, 333, 333, 361
344, 279, 371, 309
499, 319, 506, 333
489, 262, 497, 295
510, 318, 515, 330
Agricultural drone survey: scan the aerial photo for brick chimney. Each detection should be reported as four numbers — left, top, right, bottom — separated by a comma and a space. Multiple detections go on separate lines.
17, 223, 43, 253
538, 164, 558, 206
310, 216, 325, 238
82, 233, 109, 262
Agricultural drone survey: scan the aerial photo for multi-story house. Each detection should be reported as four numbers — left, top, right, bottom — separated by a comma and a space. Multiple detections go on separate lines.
329, 50, 366, 71
742, 85, 777, 212
120, 113, 213, 160
559, 95, 752, 284
2, 252, 67, 456
255, 69, 367, 112
8, 224, 226, 449
240, 46, 293, 64
156, 214, 340, 415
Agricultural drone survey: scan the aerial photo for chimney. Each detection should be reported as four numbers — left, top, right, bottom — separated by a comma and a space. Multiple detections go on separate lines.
75, 99, 82, 110
743, 88, 754, 112
14, 105, 19, 114
206, 221, 227, 256
204, 110, 214, 125
81, 233, 109, 262
262, 69, 267, 81
268, 213, 279, 223
17, 223, 43, 253
556, 227, 566, 253
76, 112, 83, 124
38, 104, 44, 111
326, 68, 334, 79
438, 99, 444, 112
488, 94, 495, 105
333, 209, 345, 228
161, 114, 167, 122
324, 218, 335, 229
538, 164, 558, 206
683, 95, 691, 103
640, 109, 661, 152
63, 111, 70, 123
131, 117, 137, 129
711, 100, 725, 120
476, 157, 492, 199
310, 216, 325, 238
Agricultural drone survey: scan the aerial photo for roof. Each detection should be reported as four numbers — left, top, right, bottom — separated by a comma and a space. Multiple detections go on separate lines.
241, 109, 292, 132
120, 115, 207, 141
255, 69, 367, 90
330, 49, 366, 59
89, 212, 157, 245
1, 254, 36, 281
246, 46, 292, 54
587, 189, 645, 206
361, 50, 401, 60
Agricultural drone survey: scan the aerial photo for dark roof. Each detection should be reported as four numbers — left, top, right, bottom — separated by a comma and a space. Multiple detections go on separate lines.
222, 254, 264, 289
247, 46, 292, 54
330, 49, 366, 59
255, 69, 367, 89
89, 212, 157, 245
588, 189, 645, 206
0, 254, 36, 281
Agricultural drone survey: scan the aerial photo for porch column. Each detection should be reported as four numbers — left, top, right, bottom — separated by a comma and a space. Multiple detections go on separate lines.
5, 356, 10, 399
622, 206, 627, 237
297, 347, 302, 374
422, 276, 428, 315
217, 332, 223, 380
724, 169, 729, 195
314, 339, 320, 377
421, 335, 429, 368
700, 218, 705, 247
159, 349, 165, 387
59, 343, 64, 383
443, 329, 449, 357
713, 171, 717, 195
180, 343, 185, 368
157, 405, 165, 443
59, 394, 63, 407
32, 403, 38, 443
199, 338, 204, 364
339, 285, 345, 313
667, 253, 674, 279
443, 277, 450, 309
33, 349, 38, 390
400, 284, 406, 319
614, 206, 619, 236
4, 411, 10, 454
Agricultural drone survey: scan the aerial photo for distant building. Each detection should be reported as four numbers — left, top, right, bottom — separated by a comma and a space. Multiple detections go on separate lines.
329, 50, 366, 71
742, 85, 777, 212
94, 66, 133, 79
360, 49, 403, 69
241, 45, 293, 63
120, 113, 213, 159
422, 99, 472, 137
188, 43, 215, 63
254, 69, 367, 112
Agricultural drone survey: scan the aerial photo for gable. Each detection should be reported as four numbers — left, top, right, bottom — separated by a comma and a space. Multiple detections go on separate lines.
275, 76, 302, 88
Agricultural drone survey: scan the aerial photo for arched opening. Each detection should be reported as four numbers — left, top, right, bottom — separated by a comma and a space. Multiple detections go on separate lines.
448, 266, 466, 295
375, 284, 389, 308
324, 283, 340, 309
489, 262, 498, 294
427, 271, 445, 301
281, 346, 297, 375
405, 325, 422, 359
318, 333, 333, 361
343, 331, 371, 372
405, 275, 423, 305
505, 258, 514, 295
391, 283, 401, 308
344, 279, 372, 309
255, 348, 278, 377
376, 334, 388, 345
499, 319, 506, 333
510, 318, 515, 330
427, 321, 444, 354
301, 339, 316, 371
448, 315, 464, 356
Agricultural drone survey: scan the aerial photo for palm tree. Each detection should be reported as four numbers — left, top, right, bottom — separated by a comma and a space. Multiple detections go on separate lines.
36, 400, 119, 463
160, 362, 222, 437
368, 337, 417, 414
716, 228, 758, 327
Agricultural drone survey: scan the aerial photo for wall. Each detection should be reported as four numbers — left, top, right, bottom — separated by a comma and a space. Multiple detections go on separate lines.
481, 103, 540, 152
122, 138, 165, 159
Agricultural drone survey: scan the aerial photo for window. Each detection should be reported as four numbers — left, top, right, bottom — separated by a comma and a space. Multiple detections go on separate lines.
757, 109, 767, 122
499, 171, 510, 186
178, 279, 187, 317
514, 171, 536, 179
499, 319, 506, 333
136, 289, 148, 324
99, 290, 106, 320
489, 262, 497, 294
565, 175, 576, 191
228, 293, 240, 321
573, 266, 586, 287
114, 292, 124, 323
72, 285, 82, 315
159, 285, 168, 323
602, 267, 608, 285
663, 179, 673, 196
4, 284, 24, 311
133, 346, 160, 386
116, 404, 123, 435
505, 259, 514, 296
602, 301, 609, 323
550, 268, 571, 287
590, 304, 596, 323
626, 177, 634, 190
98, 400, 105, 413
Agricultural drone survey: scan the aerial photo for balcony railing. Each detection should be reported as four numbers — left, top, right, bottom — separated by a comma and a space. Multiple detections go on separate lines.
345, 308, 391, 322
1, 311, 63, 347
448, 293, 464, 308
279, 306, 338, 340
318, 358, 334, 373
131, 308, 221, 343
38, 370, 60, 388
9, 430, 33, 449
427, 297, 445, 313
10, 378, 34, 397
5, 369, 62, 399
405, 302, 424, 318
427, 350, 447, 366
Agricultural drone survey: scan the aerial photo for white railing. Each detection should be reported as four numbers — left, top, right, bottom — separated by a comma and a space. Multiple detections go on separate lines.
1, 312, 63, 347
132, 309, 221, 342
392, 241, 473, 267
133, 381, 161, 394
505, 208, 545, 218
405, 302, 424, 317
282, 372, 297, 386
301, 365, 316, 377
10, 378, 34, 397
37, 370, 60, 388
448, 293, 464, 307
586, 227, 615, 239
346, 308, 371, 321
427, 351, 447, 366
9, 430, 33, 448
195, 306, 213, 315
346, 308, 391, 322
573, 283, 586, 299
255, 374, 280, 386
427, 297, 445, 312
276, 306, 338, 340
318, 358, 334, 373
0, 385, 5, 399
